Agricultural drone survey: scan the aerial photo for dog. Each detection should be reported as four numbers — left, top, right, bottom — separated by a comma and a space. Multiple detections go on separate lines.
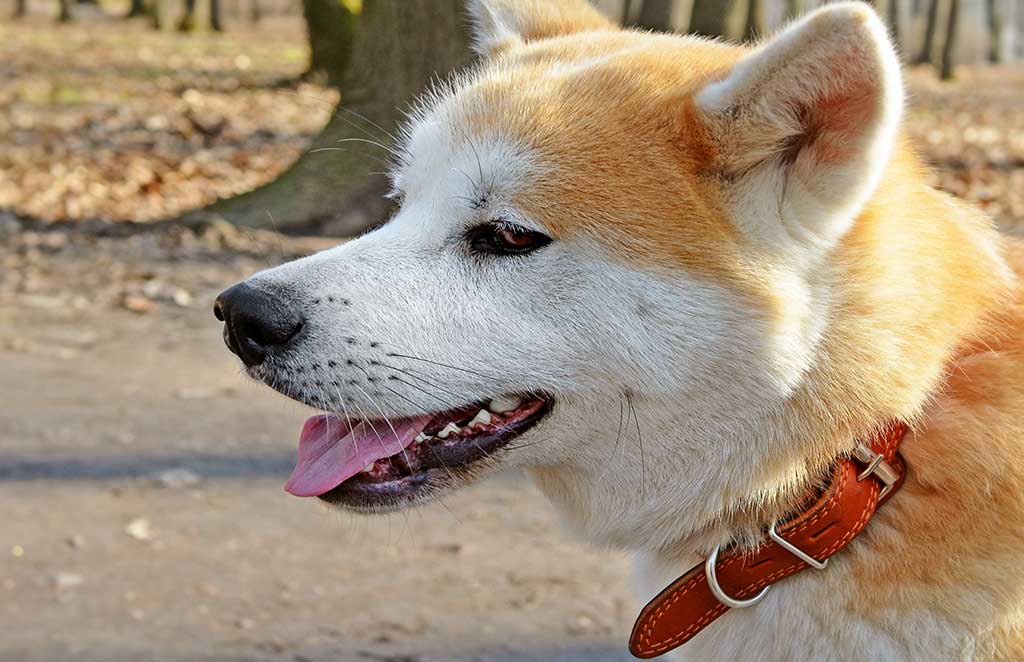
214, 1, 1024, 659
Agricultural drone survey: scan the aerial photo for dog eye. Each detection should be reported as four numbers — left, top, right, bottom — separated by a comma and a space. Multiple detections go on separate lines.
467, 222, 551, 256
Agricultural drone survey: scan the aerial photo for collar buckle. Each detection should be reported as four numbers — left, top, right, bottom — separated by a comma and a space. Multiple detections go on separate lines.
852, 442, 899, 499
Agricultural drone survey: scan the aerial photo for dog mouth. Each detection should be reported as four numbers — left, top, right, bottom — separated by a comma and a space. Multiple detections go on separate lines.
284, 394, 552, 510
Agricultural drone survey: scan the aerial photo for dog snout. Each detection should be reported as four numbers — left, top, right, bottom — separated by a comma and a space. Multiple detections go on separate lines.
214, 282, 303, 367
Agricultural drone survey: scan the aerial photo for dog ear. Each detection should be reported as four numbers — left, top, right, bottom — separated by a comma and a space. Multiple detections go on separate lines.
466, 0, 613, 58
695, 2, 903, 253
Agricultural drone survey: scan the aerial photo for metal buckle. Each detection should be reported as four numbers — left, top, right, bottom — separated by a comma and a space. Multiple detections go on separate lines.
852, 443, 899, 499
704, 545, 770, 609
768, 522, 828, 570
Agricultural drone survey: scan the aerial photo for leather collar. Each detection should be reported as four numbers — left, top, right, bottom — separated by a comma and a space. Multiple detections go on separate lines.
629, 421, 909, 659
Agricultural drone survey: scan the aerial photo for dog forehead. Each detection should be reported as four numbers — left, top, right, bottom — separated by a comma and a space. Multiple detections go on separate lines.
397, 114, 532, 208
423, 32, 749, 276
391, 31, 756, 287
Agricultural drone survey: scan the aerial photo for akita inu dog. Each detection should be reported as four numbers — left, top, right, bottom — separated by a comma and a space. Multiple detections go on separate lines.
214, 1, 1024, 659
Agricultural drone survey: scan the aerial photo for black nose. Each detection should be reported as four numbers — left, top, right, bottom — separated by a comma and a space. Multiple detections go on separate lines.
214, 283, 303, 366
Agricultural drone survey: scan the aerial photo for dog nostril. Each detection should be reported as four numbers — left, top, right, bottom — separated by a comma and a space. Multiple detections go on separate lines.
214, 282, 303, 367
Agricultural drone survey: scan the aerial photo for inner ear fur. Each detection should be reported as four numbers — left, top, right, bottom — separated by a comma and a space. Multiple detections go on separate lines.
695, 2, 904, 249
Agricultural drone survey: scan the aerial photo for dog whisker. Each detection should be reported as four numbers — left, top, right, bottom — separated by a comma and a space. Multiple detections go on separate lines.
596, 395, 625, 484
377, 362, 468, 408
377, 384, 461, 486
352, 382, 416, 472
387, 375, 464, 411
627, 394, 647, 505
384, 352, 502, 383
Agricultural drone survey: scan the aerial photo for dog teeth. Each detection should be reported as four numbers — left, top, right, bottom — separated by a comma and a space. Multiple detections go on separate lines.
488, 395, 522, 413
414, 433, 429, 443
362, 463, 375, 473
468, 409, 492, 427
437, 422, 461, 439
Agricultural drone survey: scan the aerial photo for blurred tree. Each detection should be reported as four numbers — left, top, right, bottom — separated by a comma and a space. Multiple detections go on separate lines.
885, 0, 904, 50
940, 0, 959, 79
13, 0, 27, 18
178, 0, 210, 31
625, 0, 695, 32
57, 0, 73, 21
621, 0, 636, 23
633, 0, 673, 30
743, 0, 765, 40
784, 0, 808, 20
125, 0, 147, 17
986, 0, 1015, 63
150, 0, 175, 30
210, 0, 222, 30
689, 0, 747, 39
195, 0, 470, 235
249, 0, 260, 22
175, 0, 221, 31
302, 0, 358, 86
916, 0, 940, 64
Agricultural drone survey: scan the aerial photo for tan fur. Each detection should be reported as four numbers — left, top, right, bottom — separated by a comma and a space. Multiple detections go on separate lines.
457, 2, 1024, 657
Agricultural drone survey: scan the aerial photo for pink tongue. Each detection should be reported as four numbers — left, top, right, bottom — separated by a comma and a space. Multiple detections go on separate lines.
284, 413, 432, 497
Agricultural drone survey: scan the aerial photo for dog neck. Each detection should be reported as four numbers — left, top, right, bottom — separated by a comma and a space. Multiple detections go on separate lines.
531, 147, 1014, 560
628, 158, 1019, 660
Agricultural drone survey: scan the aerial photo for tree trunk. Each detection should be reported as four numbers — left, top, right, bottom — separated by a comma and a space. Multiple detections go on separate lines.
150, 0, 175, 29
628, 0, 694, 32
249, 0, 260, 23
57, 0, 73, 21
916, 0, 940, 64
1007, 0, 1019, 60
940, 0, 959, 80
13, 0, 27, 18
889, 0, 904, 50
743, 0, 764, 41
621, 0, 635, 24
178, 0, 194, 28
986, 0, 1013, 63
179, 0, 198, 30
192, 0, 471, 235
301, 0, 357, 86
209, 0, 222, 31
634, 0, 673, 30
178, 0, 212, 31
126, 0, 147, 18
689, 0, 746, 40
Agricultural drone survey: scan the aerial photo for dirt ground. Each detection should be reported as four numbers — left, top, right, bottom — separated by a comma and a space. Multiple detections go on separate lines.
0, 224, 637, 662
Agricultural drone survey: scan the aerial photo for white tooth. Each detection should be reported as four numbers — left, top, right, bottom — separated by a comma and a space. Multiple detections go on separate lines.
468, 409, 492, 427
489, 395, 522, 413
363, 463, 375, 473
414, 433, 428, 443
437, 422, 461, 439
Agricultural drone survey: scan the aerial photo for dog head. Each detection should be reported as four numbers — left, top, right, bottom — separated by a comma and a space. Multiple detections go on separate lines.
216, 0, 904, 551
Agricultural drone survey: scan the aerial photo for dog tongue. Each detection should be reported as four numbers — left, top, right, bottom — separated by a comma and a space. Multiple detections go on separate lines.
284, 413, 432, 497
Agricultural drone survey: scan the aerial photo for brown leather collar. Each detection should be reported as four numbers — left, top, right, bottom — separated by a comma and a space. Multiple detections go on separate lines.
629, 421, 909, 659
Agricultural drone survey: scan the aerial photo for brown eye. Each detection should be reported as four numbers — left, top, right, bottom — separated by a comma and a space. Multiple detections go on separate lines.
467, 222, 552, 256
